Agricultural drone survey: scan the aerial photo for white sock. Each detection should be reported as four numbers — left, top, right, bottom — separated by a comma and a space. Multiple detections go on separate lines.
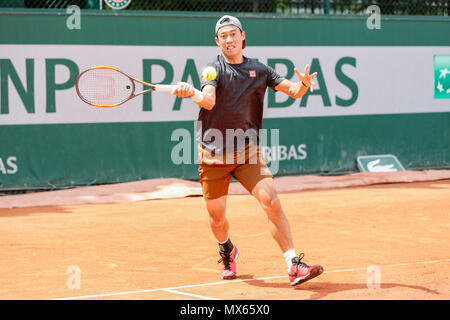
283, 249, 297, 271
217, 236, 229, 245
217, 236, 233, 253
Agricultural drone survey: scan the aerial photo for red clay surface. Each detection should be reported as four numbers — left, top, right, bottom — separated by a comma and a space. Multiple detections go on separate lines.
0, 178, 449, 300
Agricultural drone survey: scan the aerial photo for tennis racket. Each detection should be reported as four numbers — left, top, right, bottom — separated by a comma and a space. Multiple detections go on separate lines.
75, 65, 203, 108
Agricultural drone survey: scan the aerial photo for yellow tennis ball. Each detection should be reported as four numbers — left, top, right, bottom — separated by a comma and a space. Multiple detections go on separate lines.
202, 66, 217, 81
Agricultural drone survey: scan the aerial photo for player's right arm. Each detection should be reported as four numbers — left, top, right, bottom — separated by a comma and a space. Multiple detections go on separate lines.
172, 83, 216, 110
197, 84, 216, 110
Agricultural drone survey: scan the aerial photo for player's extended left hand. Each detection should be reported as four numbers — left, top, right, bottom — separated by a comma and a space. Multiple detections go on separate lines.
295, 64, 317, 93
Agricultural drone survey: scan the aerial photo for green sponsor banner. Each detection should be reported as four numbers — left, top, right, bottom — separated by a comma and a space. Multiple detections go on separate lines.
357, 155, 405, 172
434, 55, 450, 99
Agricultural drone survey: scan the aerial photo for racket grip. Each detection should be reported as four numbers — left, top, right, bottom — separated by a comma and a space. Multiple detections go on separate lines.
154, 84, 203, 103
153, 85, 178, 92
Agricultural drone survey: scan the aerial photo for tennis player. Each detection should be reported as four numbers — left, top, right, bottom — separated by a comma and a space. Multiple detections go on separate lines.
172, 15, 323, 286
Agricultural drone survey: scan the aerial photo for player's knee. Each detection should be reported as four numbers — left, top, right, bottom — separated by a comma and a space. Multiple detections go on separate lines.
259, 192, 281, 212
209, 215, 226, 228
206, 205, 227, 226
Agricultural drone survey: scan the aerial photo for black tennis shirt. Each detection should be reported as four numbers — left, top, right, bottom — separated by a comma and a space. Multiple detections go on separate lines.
197, 55, 285, 154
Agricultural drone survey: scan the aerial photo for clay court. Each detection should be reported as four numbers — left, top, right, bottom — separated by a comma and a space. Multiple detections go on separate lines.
0, 171, 449, 300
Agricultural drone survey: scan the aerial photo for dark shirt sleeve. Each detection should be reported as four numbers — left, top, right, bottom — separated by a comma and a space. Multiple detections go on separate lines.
201, 78, 217, 90
266, 65, 285, 91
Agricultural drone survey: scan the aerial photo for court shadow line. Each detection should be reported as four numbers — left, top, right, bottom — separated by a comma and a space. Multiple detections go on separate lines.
238, 274, 441, 300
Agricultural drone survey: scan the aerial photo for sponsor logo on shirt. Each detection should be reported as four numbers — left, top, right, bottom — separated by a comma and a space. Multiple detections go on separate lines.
249, 70, 256, 77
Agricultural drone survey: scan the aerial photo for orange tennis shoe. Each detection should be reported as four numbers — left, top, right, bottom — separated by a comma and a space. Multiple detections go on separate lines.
218, 246, 239, 280
288, 253, 323, 286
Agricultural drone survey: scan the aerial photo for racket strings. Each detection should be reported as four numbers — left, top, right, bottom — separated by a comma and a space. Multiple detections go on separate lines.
77, 68, 133, 106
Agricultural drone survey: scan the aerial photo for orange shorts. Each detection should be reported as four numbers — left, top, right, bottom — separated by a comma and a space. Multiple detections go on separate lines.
198, 142, 273, 200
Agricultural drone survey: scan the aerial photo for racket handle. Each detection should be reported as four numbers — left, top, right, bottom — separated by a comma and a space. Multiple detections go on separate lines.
154, 84, 204, 103
153, 84, 178, 92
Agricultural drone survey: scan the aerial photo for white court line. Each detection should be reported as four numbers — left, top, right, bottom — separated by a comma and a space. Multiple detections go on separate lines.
162, 289, 219, 300
53, 258, 450, 300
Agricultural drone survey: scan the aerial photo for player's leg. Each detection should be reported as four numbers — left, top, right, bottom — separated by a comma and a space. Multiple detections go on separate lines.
204, 195, 239, 279
232, 147, 294, 254
250, 177, 294, 253
251, 177, 323, 285
233, 147, 323, 286
199, 163, 239, 279
204, 195, 229, 243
